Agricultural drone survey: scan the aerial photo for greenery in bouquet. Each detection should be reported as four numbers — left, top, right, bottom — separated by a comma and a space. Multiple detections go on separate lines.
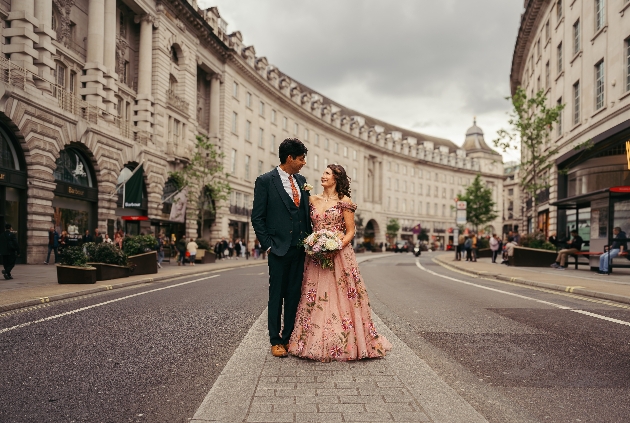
59, 246, 89, 267
122, 234, 158, 256
301, 229, 343, 270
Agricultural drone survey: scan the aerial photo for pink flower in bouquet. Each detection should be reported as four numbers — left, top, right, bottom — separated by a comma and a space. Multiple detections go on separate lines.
312, 244, 321, 253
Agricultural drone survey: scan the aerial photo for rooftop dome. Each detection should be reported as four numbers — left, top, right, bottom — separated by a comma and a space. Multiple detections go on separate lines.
463, 118, 500, 156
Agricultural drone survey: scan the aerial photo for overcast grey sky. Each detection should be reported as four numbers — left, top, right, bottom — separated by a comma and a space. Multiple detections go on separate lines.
198, 0, 523, 161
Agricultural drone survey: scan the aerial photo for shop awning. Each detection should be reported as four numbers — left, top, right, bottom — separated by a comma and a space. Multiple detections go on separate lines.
551, 186, 630, 209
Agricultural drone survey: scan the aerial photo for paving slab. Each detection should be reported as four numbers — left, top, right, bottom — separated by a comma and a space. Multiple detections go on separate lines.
435, 254, 630, 305
190, 308, 487, 423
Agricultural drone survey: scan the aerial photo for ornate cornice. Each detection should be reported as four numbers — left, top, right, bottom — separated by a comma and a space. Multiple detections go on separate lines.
510, 0, 547, 95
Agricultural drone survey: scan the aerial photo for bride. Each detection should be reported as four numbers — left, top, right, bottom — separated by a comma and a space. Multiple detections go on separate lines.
288, 164, 392, 361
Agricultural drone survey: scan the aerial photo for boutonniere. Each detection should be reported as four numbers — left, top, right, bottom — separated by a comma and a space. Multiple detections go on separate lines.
302, 183, 314, 192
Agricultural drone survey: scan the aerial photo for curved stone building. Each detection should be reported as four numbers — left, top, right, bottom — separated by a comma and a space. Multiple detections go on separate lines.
0, 0, 503, 263
511, 0, 630, 255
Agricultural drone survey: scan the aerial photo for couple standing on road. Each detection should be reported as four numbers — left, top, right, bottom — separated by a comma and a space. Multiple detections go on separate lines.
252, 138, 392, 361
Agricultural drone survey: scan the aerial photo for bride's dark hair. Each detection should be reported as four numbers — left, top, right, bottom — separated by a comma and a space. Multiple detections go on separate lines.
327, 164, 351, 198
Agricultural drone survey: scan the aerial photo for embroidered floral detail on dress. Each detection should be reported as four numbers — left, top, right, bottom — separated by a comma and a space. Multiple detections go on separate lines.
341, 317, 354, 331
306, 289, 317, 303
351, 267, 360, 281
329, 345, 343, 358
347, 287, 358, 300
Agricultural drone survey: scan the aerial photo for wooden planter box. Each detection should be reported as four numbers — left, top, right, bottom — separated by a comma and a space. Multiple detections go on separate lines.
477, 248, 493, 258
57, 265, 97, 284
511, 246, 557, 267
128, 251, 158, 275
88, 263, 131, 281
197, 250, 216, 263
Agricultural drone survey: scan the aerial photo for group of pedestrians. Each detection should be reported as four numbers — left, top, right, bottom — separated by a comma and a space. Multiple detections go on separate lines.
174, 235, 200, 266
44, 227, 114, 265
455, 232, 479, 262
455, 231, 519, 265
212, 238, 267, 260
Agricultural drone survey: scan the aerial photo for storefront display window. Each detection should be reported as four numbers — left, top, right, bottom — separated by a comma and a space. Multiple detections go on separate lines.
5, 187, 19, 237
0, 130, 17, 170
52, 196, 92, 244
54, 149, 93, 187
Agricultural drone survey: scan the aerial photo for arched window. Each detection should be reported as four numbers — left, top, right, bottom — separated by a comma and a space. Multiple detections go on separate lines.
54, 149, 93, 187
0, 127, 18, 170
171, 46, 179, 64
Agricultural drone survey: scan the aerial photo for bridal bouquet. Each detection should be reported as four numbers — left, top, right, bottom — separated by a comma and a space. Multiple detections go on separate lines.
302, 229, 343, 270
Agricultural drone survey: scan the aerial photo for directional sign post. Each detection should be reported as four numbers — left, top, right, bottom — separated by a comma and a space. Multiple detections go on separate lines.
456, 200, 467, 225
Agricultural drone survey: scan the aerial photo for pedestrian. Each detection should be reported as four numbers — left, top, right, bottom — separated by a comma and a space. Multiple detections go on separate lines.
44, 226, 59, 264
187, 237, 198, 266
214, 240, 222, 260
114, 229, 124, 248
228, 239, 234, 259
490, 233, 500, 263
456, 232, 465, 261
221, 238, 229, 259
103, 233, 113, 244
94, 228, 103, 244
0, 223, 19, 279
176, 235, 187, 266
513, 232, 521, 245
501, 236, 517, 265
471, 233, 478, 262
551, 230, 583, 269
156, 233, 165, 268
597, 227, 627, 275
464, 235, 472, 261
234, 238, 242, 259
59, 230, 68, 251
82, 229, 93, 244
254, 239, 262, 259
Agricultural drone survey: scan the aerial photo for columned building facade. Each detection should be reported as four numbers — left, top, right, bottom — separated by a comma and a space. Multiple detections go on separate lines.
0, 0, 503, 263
511, 0, 630, 258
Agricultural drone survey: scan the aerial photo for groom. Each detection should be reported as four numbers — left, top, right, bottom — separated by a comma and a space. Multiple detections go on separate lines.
252, 138, 312, 358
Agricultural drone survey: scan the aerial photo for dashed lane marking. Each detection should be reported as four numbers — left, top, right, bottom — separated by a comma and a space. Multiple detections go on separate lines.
418, 260, 630, 327
0, 275, 220, 335
432, 258, 630, 310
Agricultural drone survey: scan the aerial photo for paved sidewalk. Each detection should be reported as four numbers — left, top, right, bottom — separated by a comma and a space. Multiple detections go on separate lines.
191, 309, 487, 423
435, 254, 630, 305
0, 258, 269, 312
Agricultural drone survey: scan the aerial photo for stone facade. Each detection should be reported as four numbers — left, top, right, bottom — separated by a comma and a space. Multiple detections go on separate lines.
0, 0, 504, 264
511, 0, 630, 236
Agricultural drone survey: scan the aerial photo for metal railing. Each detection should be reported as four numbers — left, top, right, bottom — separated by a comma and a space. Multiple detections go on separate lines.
229, 205, 251, 216
167, 89, 190, 114
0, 56, 133, 139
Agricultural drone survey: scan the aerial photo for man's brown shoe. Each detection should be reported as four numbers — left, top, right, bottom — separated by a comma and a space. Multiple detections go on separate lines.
271, 344, 288, 358
284, 343, 290, 352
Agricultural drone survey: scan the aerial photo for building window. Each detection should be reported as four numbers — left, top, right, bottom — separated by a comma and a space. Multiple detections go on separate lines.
396, 164, 400, 173
245, 155, 250, 179
426, 202, 431, 215
323, 158, 328, 168
556, 0, 562, 22
315, 134, 320, 146
442, 204, 446, 217
55, 63, 66, 88
293, 122, 298, 135
419, 184, 423, 195
557, 97, 563, 136
557, 42, 563, 74
304, 128, 309, 141
573, 19, 580, 55
508, 188, 514, 196
545, 19, 550, 40
334, 142, 339, 154
395, 198, 399, 211
231, 149, 236, 173
537, 39, 541, 57
245, 120, 251, 141
271, 109, 276, 123
403, 181, 407, 192
258, 128, 264, 147
259, 101, 265, 116
232, 112, 238, 133
395, 179, 399, 191
352, 168, 357, 180
410, 182, 414, 194
258, 160, 263, 176
282, 116, 288, 130
595, 0, 605, 32
246, 92, 252, 108
545, 61, 550, 89
595, 60, 605, 110
573, 81, 580, 125
325, 138, 329, 150
271, 134, 276, 153
387, 177, 391, 189
434, 186, 438, 197
434, 203, 438, 216
233, 81, 239, 98
402, 199, 407, 213
343, 146, 348, 157
69, 71, 76, 93
626, 38, 630, 92
314, 155, 319, 170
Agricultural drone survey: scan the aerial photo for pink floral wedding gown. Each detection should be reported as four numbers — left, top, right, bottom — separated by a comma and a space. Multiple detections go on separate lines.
288, 201, 392, 362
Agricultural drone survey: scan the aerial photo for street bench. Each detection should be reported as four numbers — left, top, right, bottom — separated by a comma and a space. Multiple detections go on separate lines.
569, 251, 629, 272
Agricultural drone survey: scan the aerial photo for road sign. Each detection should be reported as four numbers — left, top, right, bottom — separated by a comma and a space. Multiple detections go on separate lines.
456, 209, 467, 225
456, 201, 467, 210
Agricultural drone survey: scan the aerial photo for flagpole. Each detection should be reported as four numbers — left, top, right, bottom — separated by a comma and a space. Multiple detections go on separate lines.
110, 160, 144, 201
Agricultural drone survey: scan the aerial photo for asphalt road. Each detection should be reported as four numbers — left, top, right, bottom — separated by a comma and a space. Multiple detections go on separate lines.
1, 254, 629, 423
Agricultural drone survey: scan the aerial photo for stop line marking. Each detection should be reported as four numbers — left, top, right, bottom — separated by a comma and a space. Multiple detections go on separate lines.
416, 261, 630, 327
0, 275, 220, 335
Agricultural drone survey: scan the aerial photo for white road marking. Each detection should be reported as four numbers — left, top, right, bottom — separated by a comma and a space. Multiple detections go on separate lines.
0, 275, 220, 335
416, 261, 630, 327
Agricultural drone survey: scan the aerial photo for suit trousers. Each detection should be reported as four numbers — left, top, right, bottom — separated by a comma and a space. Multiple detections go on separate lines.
2, 254, 16, 276
267, 246, 305, 346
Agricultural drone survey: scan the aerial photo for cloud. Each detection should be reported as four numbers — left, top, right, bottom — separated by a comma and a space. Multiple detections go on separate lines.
199, 0, 523, 157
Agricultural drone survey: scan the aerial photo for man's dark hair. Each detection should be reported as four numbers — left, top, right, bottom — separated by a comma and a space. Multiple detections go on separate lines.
508, 236, 514, 242
5, 223, 11, 230
279, 138, 308, 164
570, 230, 578, 235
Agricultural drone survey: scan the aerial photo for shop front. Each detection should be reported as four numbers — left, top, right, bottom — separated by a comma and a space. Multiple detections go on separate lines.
553, 120, 630, 267
52, 148, 98, 247
0, 125, 27, 261
115, 165, 150, 236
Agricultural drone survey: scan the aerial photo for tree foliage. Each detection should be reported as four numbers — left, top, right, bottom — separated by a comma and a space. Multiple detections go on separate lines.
494, 87, 564, 200
386, 218, 400, 242
169, 135, 231, 237
459, 174, 498, 231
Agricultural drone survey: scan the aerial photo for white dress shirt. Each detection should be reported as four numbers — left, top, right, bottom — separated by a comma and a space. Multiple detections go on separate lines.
276, 166, 301, 203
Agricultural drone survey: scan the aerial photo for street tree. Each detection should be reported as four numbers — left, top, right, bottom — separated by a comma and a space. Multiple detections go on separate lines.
494, 86, 564, 204
169, 135, 231, 238
459, 174, 498, 232
386, 218, 400, 244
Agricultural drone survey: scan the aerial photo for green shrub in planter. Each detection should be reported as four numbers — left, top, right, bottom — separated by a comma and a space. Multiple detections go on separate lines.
195, 238, 210, 250
59, 246, 89, 267
477, 238, 490, 249
122, 234, 158, 256
94, 243, 128, 266
83, 242, 97, 261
